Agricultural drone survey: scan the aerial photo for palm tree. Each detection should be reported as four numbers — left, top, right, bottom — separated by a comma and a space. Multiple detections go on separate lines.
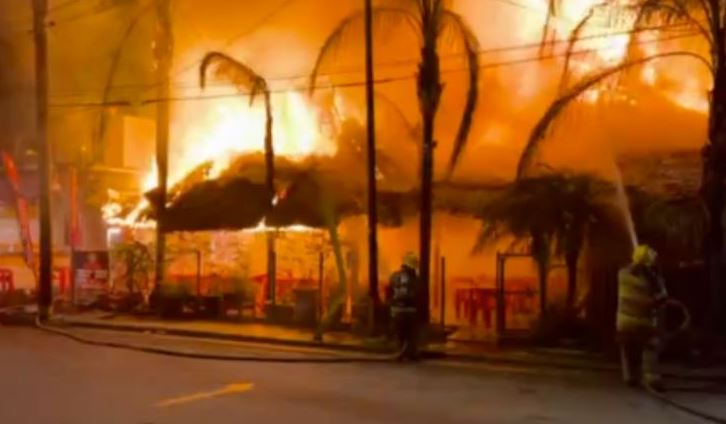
474, 174, 614, 314
199, 52, 275, 197
199, 52, 277, 305
310, 0, 480, 321
549, 174, 614, 311
518, 1, 726, 332
473, 180, 556, 316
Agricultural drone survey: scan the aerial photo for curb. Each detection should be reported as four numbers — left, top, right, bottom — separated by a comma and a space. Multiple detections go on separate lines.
54, 317, 619, 373
54, 318, 395, 355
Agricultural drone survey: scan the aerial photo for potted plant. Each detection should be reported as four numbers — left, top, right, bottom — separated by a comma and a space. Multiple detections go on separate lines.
111, 241, 153, 313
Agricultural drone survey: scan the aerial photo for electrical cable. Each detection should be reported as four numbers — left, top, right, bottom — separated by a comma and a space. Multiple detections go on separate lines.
49, 1, 129, 27
46, 29, 701, 108
161, 0, 299, 88
48, 0, 86, 14
2, 20, 695, 98
150, 21, 694, 95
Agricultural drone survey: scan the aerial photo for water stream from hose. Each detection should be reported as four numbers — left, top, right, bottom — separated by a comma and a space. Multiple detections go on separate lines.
611, 156, 639, 251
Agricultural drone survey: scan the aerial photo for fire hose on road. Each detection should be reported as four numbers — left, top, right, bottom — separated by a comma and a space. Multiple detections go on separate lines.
34, 318, 404, 364
645, 299, 726, 424
32, 302, 725, 423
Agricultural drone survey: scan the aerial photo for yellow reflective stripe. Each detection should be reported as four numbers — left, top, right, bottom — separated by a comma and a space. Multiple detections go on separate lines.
619, 297, 653, 317
617, 314, 653, 331
618, 268, 656, 331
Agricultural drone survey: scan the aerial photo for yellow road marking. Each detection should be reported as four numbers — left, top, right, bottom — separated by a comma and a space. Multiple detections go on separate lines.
156, 383, 254, 407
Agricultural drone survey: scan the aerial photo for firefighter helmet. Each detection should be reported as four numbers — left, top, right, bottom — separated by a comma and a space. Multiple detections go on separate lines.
632, 245, 657, 266
403, 252, 419, 270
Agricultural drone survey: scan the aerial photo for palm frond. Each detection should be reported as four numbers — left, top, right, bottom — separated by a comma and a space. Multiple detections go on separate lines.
472, 221, 506, 254
631, 0, 713, 45
559, 5, 599, 91
199, 52, 268, 106
308, 7, 420, 96
539, 0, 561, 54
439, 10, 480, 175
95, 3, 153, 162
374, 90, 421, 142
516, 51, 713, 179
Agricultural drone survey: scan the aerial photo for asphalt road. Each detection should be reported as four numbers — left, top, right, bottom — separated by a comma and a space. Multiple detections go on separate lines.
0, 326, 705, 424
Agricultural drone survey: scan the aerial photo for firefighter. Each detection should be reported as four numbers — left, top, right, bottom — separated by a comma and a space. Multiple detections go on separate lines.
617, 244, 668, 389
389, 252, 421, 361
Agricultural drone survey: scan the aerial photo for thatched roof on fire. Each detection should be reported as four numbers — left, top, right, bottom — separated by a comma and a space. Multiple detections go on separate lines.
143, 147, 506, 233
142, 133, 704, 236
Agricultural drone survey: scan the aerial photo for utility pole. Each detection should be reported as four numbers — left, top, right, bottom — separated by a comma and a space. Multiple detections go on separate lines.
32, 0, 52, 321
153, 0, 172, 287
364, 0, 380, 331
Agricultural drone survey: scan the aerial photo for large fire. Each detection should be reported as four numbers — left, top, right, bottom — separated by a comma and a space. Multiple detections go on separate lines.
103, 0, 712, 229
512, 0, 708, 110
171, 91, 337, 184
562, 1, 707, 111
105, 91, 337, 228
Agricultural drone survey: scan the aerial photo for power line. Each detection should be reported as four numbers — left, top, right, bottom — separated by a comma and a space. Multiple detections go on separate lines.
162, 0, 299, 86
48, 0, 86, 14
49, 0, 128, 26
48, 30, 700, 108
4, 0, 135, 32
46, 0, 298, 96
34, 21, 695, 100
161, 3, 682, 91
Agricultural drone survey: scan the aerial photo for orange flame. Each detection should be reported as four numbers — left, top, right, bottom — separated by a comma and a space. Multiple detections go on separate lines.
104, 91, 336, 228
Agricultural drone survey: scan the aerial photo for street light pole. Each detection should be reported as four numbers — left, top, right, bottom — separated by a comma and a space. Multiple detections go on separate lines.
32, 0, 52, 321
364, 0, 380, 330
153, 0, 172, 288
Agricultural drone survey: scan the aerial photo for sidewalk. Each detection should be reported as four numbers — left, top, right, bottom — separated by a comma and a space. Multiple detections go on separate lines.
54, 312, 371, 350
52, 312, 624, 371
50, 312, 726, 377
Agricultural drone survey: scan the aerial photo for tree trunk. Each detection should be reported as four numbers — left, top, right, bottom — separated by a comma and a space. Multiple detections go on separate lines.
565, 250, 579, 312
703, 69, 726, 334
417, 32, 442, 324
32, 0, 52, 320
364, 0, 381, 332
317, 193, 347, 333
532, 233, 550, 316
153, 0, 172, 288
537, 259, 548, 317
263, 93, 275, 198
264, 93, 277, 306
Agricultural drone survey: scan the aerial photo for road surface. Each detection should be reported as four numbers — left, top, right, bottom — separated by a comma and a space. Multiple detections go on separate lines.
0, 326, 704, 423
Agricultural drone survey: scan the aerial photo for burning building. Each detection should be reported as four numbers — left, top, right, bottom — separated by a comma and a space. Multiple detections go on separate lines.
77, 0, 713, 337
0, 0, 713, 339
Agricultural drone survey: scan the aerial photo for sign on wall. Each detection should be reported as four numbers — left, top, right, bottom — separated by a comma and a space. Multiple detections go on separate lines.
72, 251, 110, 305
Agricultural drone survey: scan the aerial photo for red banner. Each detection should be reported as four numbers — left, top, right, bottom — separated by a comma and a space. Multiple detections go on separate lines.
2, 151, 38, 284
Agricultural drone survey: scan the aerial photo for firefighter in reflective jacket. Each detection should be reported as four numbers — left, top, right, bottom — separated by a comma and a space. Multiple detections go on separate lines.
389, 252, 420, 360
617, 245, 668, 389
